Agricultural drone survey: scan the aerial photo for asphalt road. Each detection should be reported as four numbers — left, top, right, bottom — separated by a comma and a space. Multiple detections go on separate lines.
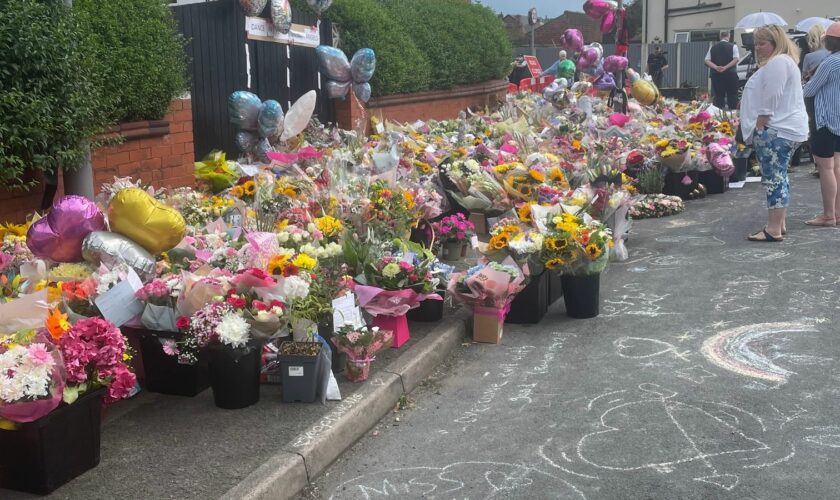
306, 169, 840, 500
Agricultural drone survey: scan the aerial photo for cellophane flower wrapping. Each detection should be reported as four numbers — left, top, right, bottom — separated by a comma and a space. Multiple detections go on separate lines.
351, 284, 440, 317
331, 324, 394, 362
447, 257, 526, 309
0, 332, 65, 423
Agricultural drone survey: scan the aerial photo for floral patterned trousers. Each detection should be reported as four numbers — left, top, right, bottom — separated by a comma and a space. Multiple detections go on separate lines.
753, 128, 797, 209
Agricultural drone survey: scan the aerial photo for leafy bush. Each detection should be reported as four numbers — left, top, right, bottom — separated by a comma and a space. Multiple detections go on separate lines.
637, 167, 665, 194
379, 0, 512, 89
74, 0, 188, 122
324, 0, 431, 97
0, 0, 111, 190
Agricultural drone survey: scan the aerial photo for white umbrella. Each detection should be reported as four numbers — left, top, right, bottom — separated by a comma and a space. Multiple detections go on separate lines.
795, 17, 834, 33
735, 12, 788, 29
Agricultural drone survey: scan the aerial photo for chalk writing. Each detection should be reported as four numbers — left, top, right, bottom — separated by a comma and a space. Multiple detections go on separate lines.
292, 393, 364, 447
614, 336, 690, 362
777, 269, 840, 286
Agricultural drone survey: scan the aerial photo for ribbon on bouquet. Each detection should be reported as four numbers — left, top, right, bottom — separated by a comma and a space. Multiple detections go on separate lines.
473, 303, 511, 321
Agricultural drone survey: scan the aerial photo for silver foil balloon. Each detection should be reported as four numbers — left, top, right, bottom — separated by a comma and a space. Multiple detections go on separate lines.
350, 48, 376, 83
256, 138, 274, 163
353, 82, 371, 103
229, 91, 262, 131
235, 131, 261, 153
306, 0, 332, 15
82, 231, 156, 279
239, 0, 268, 16
325, 80, 351, 99
258, 100, 285, 139
270, 0, 292, 34
316, 46, 352, 82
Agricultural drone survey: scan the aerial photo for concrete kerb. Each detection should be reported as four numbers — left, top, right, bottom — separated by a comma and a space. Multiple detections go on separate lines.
221, 313, 468, 500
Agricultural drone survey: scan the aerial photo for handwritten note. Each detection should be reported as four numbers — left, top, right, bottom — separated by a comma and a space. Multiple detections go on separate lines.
94, 269, 144, 326
332, 293, 364, 331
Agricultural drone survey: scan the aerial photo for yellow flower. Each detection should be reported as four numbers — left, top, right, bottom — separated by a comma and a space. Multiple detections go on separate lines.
2, 222, 28, 238
517, 204, 532, 223
545, 258, 565, 270
571, 139, 582, 150
655, 139, 670, 149
231, 185, 244, 197
242, 180, 256, 196
528, 168, 546, 182
585, 243, 603, 259
292, 254, 317, 270
489, 234, 509, 250
267, 255, 290, 275
545, 237, 568, 252
660, 146, 679, 158
314, 215, 343, 237
275, 219, 289, 231
548, 167, 565, 183
403, 191, 416, 209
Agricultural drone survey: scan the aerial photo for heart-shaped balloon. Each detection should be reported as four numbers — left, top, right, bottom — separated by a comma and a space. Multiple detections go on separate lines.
316, 46, 352, 82
82, 231, 156, 279
229, 91, 262, 131
600, 11, 616, 33
235, 131, 261, 152
583, 0, 617, 20
595, 70, 616, 91
26, 196, 106, 262
350, 48, 376, 83
306, 0, 332, 15
353, 82, 372, 103
239, 0, 268, 16
561, 29, 585, 53
603, 55, 629, 73
325, 80, 351, 99
631, 79, 660, 106
258, 100, 285, 139
109, 188, 186, 255
280, 90, 317, 141
270, 0, 292, 35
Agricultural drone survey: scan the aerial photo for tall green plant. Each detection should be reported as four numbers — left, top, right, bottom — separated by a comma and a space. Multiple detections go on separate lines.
0, 0, 111, 190
74, 0, 189, 122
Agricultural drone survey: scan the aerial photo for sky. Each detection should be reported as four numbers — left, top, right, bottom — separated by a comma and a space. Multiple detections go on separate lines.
477, 0, 585, 18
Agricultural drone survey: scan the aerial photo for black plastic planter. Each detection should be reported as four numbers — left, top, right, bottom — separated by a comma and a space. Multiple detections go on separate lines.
561, 273, 601, 319
318, 319, 345, 374
506, 272, 549, 324
697, 170, 728, 194
278, 342, 322, 403
732, 157, 749, 182
0, 388, 105, 494
207, 345, 261, 409
548, 271, 564, 305
131, 330, 210, 397
407, 290, 445, 322
662, 170, 698, 200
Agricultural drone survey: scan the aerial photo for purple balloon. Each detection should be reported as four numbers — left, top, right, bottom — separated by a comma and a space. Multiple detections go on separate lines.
27, 195, 106, 262
603, 55, 629, 73
600, 11, 616, 33
595, 71, 616, 91
561, 29, 585, 53
577, 48, 601, 73
583, 0, 617, 20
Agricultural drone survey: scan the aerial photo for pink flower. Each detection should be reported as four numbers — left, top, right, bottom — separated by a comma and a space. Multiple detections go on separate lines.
456, 232, 465, 240
176, 316, 191, 330
162, 340, 179, 356
101, 365, 137, 403
399, 261, 413, 271
28, 343, 52, 365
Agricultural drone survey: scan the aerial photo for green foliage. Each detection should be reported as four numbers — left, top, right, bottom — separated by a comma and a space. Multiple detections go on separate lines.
325, 0, 432, 97
74, 0, 189, 122
380, 0, 512, 90
0, 0, 111, 190
637, 167, 665, 194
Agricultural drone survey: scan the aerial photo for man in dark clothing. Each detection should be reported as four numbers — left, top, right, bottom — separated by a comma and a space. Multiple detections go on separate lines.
647, 46, 668, 88
509, 54, 530, 86
705, 31, 740, 110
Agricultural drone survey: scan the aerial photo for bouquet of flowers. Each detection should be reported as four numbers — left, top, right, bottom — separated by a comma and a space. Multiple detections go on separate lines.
447, 258, 527, 333
174, 302, 253, 363
228, 268, 286, 341
630, 194, 685, 219
434, 213, 475, 244
539, 210, 612, 276
654, 137, 690, 171
135, 278, 179, 332
331, 323, 394, 382
59, 279, 100, 321
361, 180, 421, 241
0, 331, 64, 423
440, 157, 510, 215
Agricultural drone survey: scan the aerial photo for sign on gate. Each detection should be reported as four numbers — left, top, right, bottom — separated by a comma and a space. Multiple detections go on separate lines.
523, 55, 543, 78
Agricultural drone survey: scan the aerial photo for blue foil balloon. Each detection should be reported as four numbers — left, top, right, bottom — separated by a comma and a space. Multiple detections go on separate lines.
350, 48, 376, 83
229, 91, 262, 131
316, 46, 351, 82
235, 131, 260, 153
325, 80, 351, 99
306, 0, 332, 15
258, 100, 285, 139
353, 82, 371, 103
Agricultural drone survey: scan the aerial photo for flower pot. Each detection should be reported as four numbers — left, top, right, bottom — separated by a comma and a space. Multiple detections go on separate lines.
548, 271, 564, 305
662, 170, 697, 200
506, 272, 549, 324
344, 358, 373, 382
0, 388, 105, 494
207, 345, 261, 409
407, 290, 445, 322
373, 314, 410, 348
697, 170, 728, 195
440, 241, 468, 261
560, 273, 601, 319
136, 332, 210, 397
278, 342, 322, 403
318, 318, 345, 374
732, 157, 748, 182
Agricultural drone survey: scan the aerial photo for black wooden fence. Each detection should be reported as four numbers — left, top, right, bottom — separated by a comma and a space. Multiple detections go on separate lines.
171, 1, 334, 160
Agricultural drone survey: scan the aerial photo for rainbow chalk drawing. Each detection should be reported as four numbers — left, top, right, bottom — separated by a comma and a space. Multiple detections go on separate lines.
701, 322, 818, 385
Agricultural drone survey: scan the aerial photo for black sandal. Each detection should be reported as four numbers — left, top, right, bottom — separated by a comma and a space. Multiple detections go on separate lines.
747, 228, 783, 242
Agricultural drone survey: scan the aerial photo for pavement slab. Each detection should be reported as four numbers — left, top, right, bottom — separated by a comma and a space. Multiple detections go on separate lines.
308, 169, 840, 500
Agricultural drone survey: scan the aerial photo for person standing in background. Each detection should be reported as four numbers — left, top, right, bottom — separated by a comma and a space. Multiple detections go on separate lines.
509, 54, 530, 86
646, 45, 668, 88
705, 31, 740, 110
802, 25, 829, 175
541, 50, 576, 86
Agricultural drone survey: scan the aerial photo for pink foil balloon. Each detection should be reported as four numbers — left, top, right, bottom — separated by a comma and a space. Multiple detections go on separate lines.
561, 29, 585, 53
583, 0, 617, 20
603, 55, 629, 73
27, 195, 106, 262
600, 11, 616, 33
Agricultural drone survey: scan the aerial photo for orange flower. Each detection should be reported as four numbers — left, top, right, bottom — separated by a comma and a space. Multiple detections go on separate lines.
46, 308, 70, 341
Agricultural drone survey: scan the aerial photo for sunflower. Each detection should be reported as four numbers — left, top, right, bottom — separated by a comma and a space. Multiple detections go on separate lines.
517, 204, 532, 223
545, 237, 568, 252
267, 255, 290, 275
489, 233, 510, 250
528, 168, 546, 182
242, 180, 256, 196
545, 258, 565, 270
585, 243, 603, 259
548, 167, 565, 183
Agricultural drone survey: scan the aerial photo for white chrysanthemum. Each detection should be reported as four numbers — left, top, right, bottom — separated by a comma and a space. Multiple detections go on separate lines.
216, 313, 251, 348
0, 345, 53, 403
277, 275, 310, 302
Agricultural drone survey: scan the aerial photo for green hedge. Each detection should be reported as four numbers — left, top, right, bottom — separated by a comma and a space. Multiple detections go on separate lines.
379, 0, 512, 90
0, 0, 111, 189
74, 0, 188, 122
323, 0, 432, 97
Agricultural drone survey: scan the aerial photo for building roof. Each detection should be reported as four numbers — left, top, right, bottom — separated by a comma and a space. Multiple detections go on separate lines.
533, 10, 602, 46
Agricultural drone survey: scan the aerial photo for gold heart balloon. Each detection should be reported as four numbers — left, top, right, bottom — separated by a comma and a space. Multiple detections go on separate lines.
631, 79, 660, 106
109, 188, 186, 255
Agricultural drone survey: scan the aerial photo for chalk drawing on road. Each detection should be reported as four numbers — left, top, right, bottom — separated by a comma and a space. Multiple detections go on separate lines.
655, 234, 726, 247
803, 427, 840, 449
573, 384, 774, 492
646, 255, 685, 268
720, 248, 790, 263
769, 404, 810, 430
674, 365, 717, 384
777, 269, 840, 286
327, 461, 587, 500
602, 284, 674, 318
539, 438, 601, 480
701, 322, 819, 385
711, 275, 770, 314
614, 337, 690, 362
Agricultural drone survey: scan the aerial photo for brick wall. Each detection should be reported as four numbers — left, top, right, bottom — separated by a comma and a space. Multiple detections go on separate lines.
0, 99, 194, 224
336, 80, 510, 133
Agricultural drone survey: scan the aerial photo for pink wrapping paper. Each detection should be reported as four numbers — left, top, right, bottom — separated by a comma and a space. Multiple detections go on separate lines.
473, 304, 511, 321
351, 283, 441, 317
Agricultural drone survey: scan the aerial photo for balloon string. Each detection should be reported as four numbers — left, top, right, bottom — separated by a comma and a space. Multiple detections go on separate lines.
351, 90, 367, 137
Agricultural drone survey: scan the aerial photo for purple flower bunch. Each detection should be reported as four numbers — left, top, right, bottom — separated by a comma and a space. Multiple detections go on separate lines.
435, 213, 475, 243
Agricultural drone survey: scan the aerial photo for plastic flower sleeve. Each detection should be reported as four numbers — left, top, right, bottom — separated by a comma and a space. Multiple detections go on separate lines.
0, 334, 65, 423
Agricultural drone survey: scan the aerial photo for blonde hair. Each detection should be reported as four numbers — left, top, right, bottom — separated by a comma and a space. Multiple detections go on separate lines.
754, 25, 800, 65
807, 24, 826, 51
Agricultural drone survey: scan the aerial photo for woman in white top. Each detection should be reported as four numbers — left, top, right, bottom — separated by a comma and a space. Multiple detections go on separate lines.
740, 25, 809, 242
